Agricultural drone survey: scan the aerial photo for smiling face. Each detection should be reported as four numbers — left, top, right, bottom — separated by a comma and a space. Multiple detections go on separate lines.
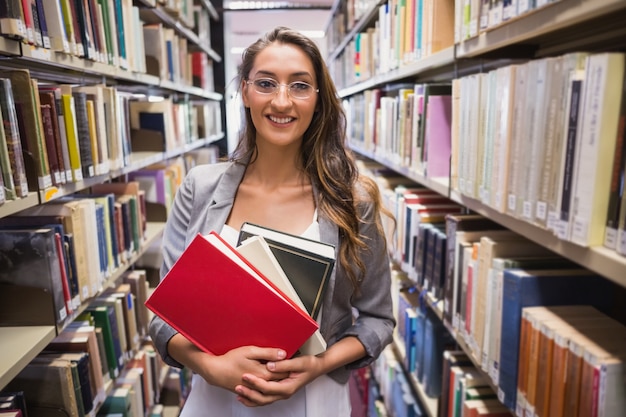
241, 42, 319, 150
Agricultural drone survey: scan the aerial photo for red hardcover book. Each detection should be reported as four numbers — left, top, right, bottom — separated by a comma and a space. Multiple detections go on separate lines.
145, 231, 319, 358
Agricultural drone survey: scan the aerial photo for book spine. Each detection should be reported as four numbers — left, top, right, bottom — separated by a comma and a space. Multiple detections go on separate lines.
603, 69, 626, 249
39, 104, 63, 185
555, 71, 584, 240
71, 91, 94, 177
7, 70, 52, 189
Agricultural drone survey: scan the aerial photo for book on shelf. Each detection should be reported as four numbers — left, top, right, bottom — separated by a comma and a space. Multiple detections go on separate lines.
439, 350, 473, 417
0, 391, 27, 417
235, 234, 327, 356
568, 52, 625, 247
99, 386, 132, 417
4, 357, 82, 417
516, 305, 614, 417
116, 367, 146, 417
0, 226, 69, 325
123, 269, 150, 338
442, 214, 505, 325
2, 69, 52, 189
46, 325, 108, 407
237, 221, 336, 320
470, 235, 552, 366
34, 351, 94, 414
0, 0, 26, 40
498, 267, 617, 411
0, 77, 28, 198
83, 302, 124, 380
603, 66, 626, 250
145, 231, 319, 358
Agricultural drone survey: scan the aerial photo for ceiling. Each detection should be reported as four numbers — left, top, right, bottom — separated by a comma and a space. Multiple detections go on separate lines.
222, 1, 334, 68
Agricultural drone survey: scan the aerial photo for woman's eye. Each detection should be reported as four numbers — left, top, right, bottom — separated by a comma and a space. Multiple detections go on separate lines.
257, 80, 276, 89
292, 82, 310, 91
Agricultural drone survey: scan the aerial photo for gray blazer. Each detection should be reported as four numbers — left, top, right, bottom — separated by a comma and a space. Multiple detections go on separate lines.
148, 160, 395, 384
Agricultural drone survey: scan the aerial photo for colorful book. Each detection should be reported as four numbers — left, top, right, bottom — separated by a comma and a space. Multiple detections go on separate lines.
145, 231, 319, 358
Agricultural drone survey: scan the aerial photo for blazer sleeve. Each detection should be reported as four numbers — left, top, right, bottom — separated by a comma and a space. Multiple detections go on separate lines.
340, 189, 396, 369
148, 168, 196, 369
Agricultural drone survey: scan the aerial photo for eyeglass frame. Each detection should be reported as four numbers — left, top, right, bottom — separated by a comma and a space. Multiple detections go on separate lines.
245, 78, 319, 100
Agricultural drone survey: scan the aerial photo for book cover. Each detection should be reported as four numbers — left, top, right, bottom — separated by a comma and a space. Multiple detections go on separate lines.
39, 103, 63, 185
0, 105, 16, 200
47, 325, 107, 407
0, 227, 68, 325
0, 0, 26, 39
236, 235, 327, 356
145, 232, 319, 358
5, 358, 81, 417
34, 352, 94, 414
39, 90, 70, 185
3, 69, 52, 189
0, 77, 28, 198
237, 221, 336, 319
71, 90, 94, 178
568, 52, 625, 246
85, 303, 123, 379
423, 94, 452, 178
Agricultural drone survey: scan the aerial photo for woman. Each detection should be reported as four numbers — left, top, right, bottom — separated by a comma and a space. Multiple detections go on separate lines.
149, 26, 395, 415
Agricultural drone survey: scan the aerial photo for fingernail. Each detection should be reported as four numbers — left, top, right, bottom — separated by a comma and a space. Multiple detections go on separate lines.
277, 350, 286, 359
267, 361, 276, 371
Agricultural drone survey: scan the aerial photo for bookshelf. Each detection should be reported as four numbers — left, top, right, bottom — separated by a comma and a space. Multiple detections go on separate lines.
0, 0, 225, 413
328, 0, 626, 416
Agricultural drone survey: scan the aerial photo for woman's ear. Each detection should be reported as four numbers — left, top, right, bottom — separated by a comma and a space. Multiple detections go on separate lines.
241, 79, 250, 108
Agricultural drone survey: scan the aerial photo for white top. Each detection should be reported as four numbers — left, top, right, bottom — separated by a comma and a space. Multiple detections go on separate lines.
179, 218, 351, 416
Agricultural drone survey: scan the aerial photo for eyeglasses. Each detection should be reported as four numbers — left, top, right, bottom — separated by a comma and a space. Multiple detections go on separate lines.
246, 78, 319, 100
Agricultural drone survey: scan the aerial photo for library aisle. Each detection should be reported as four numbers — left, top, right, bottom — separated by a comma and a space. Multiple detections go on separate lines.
1, 0, 626, 416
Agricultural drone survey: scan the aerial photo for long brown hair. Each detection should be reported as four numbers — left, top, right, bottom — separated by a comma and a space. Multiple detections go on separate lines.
232, 26, 390, 291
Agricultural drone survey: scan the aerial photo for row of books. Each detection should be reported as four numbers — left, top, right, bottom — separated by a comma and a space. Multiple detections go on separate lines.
452, 51, 626, 251
1, 268, 172, 416
328, 0, 455, 90
346, 81, 453, 180
441, 350, 513, 417
369, 346, 424, 417
0, 0, 146, 71
0, 181, 150, 328
0, 68, 221, 205
456, 0, 563, 42
364, 161, 626, 416
0, 0, 208, 78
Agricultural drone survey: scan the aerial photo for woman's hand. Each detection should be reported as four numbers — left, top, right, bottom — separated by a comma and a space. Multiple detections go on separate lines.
234, 354, 325, 406
167, 334, 289, 393
199, 345, 290, 392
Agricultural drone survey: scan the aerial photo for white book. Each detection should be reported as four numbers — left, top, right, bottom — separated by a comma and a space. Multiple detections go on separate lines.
42, 0, 70, 53
568, 52, 625, 246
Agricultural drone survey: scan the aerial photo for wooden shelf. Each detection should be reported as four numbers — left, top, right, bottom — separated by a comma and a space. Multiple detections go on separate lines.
0, 37, 21, 56
452, 193, 626, 289
352, 146, 450, 197
0, 326, 56, 390
38, 136, 223, 204
338, 47, 456, 98
139, 6, 221, 62
0, 193, 39, 217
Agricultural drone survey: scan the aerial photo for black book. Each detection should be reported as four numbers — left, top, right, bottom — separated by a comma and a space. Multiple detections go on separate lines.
0, 227, 68, 325
237, 222, 335, 319
71, 91, 94, 178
